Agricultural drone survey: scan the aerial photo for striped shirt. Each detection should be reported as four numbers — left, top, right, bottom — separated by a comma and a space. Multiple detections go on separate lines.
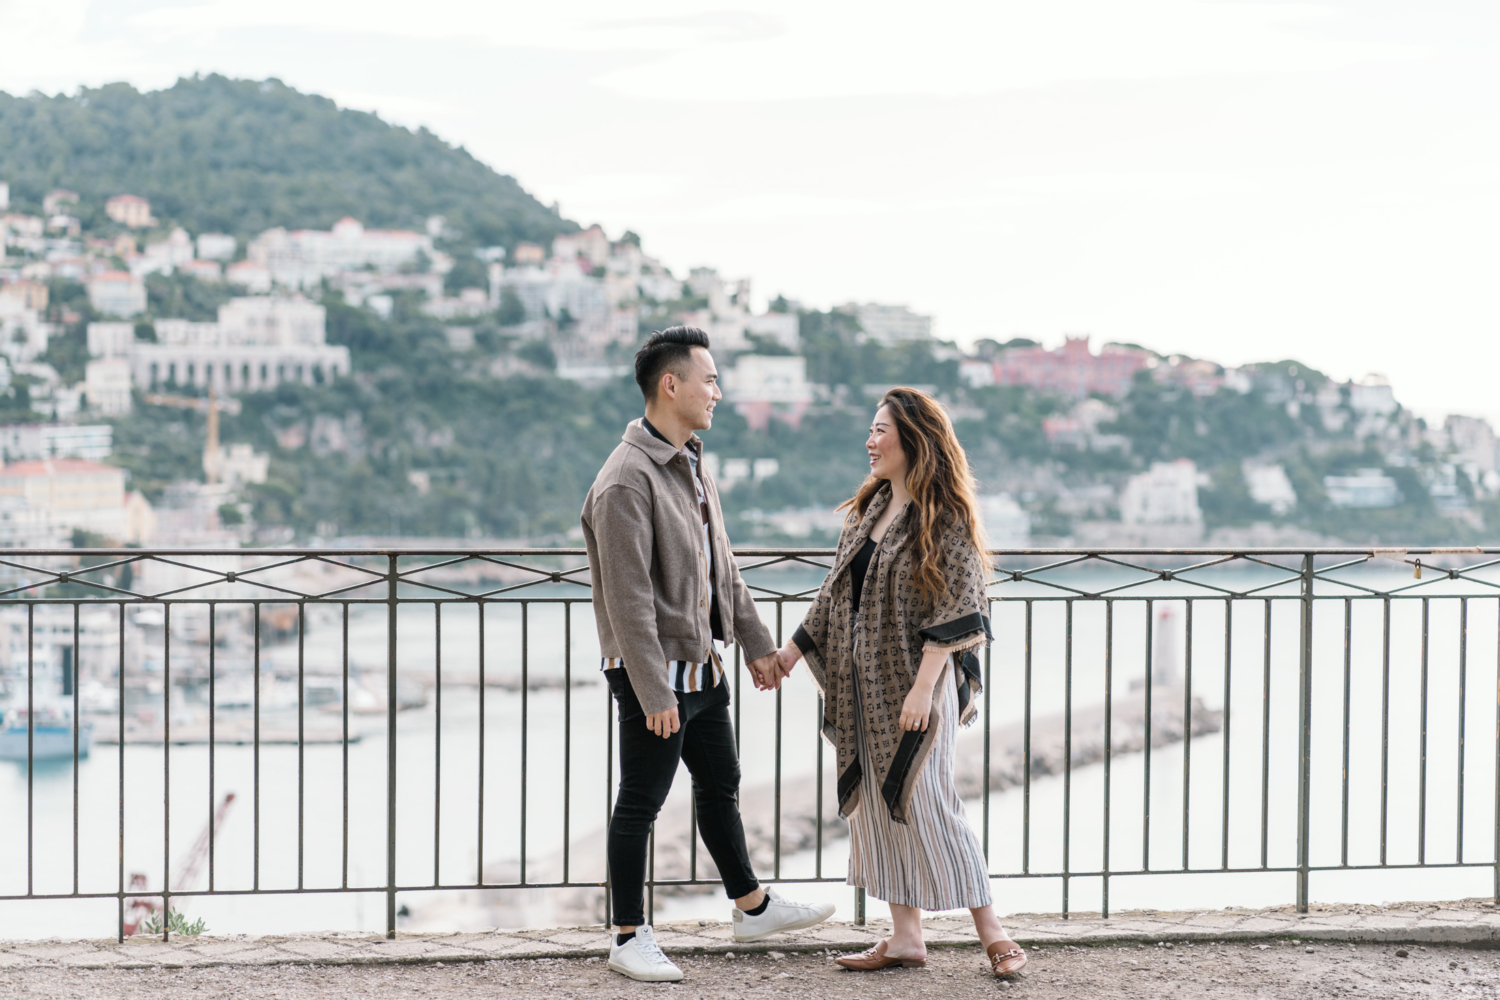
601, 424, 723, 693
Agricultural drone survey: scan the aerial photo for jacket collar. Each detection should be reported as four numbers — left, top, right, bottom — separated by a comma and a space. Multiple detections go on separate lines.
623, 417, 700, 466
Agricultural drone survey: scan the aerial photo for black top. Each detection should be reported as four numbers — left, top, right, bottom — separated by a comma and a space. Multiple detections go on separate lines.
849, 537, 878, 615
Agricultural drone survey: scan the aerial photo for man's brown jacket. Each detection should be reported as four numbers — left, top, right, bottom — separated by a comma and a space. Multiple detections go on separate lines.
581, 419, 776, 716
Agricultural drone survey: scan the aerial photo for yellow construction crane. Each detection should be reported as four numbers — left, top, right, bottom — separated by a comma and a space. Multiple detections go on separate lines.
142, 385, 242, 485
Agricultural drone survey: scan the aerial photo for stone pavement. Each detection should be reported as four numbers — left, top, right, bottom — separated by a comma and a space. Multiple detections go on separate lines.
3, 899, 1499, 971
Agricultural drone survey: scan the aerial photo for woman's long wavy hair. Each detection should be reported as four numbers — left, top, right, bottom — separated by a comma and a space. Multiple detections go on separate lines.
839, 386, 990, 601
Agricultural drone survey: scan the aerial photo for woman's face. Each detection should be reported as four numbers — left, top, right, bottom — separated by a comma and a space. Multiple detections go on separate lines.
867, 405, 909, 485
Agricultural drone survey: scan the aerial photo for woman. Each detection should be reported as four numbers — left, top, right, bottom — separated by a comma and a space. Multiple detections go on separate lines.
776, 387, 1027, 979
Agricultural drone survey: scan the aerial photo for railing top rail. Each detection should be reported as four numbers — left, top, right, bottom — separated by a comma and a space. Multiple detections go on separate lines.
3, 546, 1497, 558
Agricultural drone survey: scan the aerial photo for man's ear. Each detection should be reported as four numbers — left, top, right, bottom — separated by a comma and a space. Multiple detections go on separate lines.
658, 370, 677, 400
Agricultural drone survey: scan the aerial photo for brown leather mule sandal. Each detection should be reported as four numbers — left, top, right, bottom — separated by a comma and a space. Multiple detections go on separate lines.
833, 940, 927, 970
987, 941, 1029, 978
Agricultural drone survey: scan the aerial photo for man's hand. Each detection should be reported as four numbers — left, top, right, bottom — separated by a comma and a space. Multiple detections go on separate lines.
645, 705, 680, 739
747, 652, 782, 690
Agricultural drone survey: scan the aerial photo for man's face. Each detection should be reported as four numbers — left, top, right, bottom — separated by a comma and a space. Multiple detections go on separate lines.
664, 346, 721, 431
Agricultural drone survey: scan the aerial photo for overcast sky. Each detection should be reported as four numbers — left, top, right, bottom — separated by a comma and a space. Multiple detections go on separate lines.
3, 1, 1498, 420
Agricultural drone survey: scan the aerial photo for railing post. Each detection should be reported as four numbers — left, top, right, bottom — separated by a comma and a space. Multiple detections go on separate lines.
1296, 553, 1314, 912
854, 886, 866, 925
386, 553, 399, 938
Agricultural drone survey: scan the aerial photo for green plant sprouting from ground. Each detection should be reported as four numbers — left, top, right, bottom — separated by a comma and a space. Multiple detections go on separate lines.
139, 908, 208, 936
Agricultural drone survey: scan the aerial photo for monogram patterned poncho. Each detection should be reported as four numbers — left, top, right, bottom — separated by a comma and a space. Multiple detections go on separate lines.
791, 486, 991, 824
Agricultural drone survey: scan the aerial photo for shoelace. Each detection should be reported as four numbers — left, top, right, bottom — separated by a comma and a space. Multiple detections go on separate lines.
635, 935, 671, 967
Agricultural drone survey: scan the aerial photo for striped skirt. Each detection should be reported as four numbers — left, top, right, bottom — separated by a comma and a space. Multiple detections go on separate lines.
846, 661, 993, 910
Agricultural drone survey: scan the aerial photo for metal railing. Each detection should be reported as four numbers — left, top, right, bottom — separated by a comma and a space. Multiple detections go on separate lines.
0, 546, 1498, 940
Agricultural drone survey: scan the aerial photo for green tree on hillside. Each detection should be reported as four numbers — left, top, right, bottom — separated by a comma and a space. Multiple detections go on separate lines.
0, 76, 571, 251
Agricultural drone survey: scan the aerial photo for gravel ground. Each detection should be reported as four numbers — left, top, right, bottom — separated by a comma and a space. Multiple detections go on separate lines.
3, 939, 1499, 998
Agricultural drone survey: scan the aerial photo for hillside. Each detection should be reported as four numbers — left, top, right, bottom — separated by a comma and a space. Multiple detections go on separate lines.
84, 281, 1491, 548
0, 75, 570, 249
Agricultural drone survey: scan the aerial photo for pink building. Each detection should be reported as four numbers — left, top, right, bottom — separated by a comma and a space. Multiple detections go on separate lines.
987, 336, 1151, 399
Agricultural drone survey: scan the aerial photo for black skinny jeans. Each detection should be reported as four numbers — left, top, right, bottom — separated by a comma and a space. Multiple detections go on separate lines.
605, 669, 759, 926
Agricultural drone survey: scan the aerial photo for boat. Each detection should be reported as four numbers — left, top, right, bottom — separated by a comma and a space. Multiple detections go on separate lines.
0, 705, 95, 761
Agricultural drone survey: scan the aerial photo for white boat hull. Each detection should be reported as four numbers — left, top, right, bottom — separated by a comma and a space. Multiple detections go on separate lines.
0, 723, 94, 761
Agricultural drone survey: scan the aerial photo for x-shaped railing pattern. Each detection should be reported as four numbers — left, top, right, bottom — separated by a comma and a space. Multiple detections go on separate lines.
0, 547, 1497, 604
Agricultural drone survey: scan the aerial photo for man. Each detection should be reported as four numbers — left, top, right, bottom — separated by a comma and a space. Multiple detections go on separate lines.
582, 326, 835, 982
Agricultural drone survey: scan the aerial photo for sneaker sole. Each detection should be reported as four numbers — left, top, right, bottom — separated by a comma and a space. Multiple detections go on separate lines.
608, 960, 684, 982
733, 904, 837, 942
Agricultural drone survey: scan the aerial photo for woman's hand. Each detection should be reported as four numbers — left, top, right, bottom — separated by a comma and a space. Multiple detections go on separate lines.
899, 682, 935, 732
776, 642, 803, 682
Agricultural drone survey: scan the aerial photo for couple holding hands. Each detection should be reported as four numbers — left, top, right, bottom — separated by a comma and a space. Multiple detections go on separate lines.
581, 326, 1028, 982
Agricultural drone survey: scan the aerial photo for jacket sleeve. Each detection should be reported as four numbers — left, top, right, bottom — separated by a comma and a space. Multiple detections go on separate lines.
589, 483, 677, 716
726, 551, 777, 663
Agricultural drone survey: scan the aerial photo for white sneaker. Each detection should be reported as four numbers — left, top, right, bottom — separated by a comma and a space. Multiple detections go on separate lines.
607, 925, 684, 982
732, 886, 836, 942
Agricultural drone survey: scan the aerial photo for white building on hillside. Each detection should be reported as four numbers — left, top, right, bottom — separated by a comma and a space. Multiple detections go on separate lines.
2, 213, 44, 254
0, 459, 132, 542
213, 443, 270, 489
745, 311, 799, 350
0, 424, 112, 462
1121, 460, 1203, 525
842, 302, 933, 344
179, 259, 223, 283
143, 228, 195, 272
93, 297, 350, 393
0, 291, 49, 363
675, 267, 798, 352
84, 358, 133, 415
723, 354, 816, 430
1349, 375, 1398, 416
1324, 469, 1402, 508
1444, 415, 1498, 475
247, 218, 433, 288
0, 496, 62, 547
1242, 461, 1297, 514
87, 271, 146, 318
491, 258, 615, 343
196, 233, 237, 261
87, 322, 135, 359
226, 260, 272, 292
